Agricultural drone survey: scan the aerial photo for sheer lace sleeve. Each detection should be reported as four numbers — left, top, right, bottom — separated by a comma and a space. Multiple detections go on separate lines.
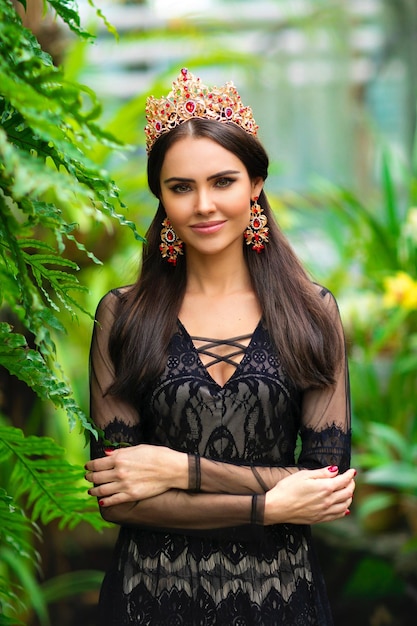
89, 289, 143, 459
193, 457, 295, 494
102, 490, 265, 530
298, 289, 351, 472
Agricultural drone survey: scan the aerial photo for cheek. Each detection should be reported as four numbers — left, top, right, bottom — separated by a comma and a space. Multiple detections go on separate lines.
161, 195, 184, 221
162, 205, 191, 239
232, 194, 251, 220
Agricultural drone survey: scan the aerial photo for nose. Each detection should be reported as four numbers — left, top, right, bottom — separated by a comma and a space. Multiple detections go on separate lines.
195, 189, 216, 215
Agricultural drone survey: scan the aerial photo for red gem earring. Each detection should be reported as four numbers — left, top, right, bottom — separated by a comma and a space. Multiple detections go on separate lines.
159, 218, 184, 265
244, 197, 269, 253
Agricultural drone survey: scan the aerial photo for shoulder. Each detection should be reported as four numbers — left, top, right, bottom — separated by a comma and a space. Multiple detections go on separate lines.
94, 285, 133, 322
312, 282, 341, 319
311, 284, 345, 341
312, 282, 330, 299
313, 282, 337, 303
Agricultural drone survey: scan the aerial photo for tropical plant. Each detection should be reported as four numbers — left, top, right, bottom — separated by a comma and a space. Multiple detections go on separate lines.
286, 139, 417, 537
0, 0, 144, 622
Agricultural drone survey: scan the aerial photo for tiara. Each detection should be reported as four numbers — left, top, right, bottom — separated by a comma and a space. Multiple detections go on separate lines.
144, 68, 258, 153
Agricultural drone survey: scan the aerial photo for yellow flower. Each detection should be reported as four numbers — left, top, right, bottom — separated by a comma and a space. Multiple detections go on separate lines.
383, 272, 417, 310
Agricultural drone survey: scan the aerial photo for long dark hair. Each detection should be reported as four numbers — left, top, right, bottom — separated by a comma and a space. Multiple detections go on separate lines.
108, 118, 342, 401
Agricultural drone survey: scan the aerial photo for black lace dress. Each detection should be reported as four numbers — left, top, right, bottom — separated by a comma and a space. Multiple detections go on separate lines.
89, 287, 351, 626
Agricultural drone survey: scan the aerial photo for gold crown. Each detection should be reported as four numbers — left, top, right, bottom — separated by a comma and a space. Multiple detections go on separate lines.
144, 68, 258, 153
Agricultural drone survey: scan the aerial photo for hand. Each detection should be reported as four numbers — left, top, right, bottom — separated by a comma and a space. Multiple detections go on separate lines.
85, 444, 188, 507
264, 466, 356, 525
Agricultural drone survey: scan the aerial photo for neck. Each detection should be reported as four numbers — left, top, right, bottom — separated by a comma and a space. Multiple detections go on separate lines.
185, 249, 251, 297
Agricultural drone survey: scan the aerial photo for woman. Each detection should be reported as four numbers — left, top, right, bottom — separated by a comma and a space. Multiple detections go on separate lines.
85, 68, 355, 625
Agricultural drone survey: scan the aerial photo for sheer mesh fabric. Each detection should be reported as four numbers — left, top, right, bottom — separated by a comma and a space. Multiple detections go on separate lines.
89, 286, 350, 625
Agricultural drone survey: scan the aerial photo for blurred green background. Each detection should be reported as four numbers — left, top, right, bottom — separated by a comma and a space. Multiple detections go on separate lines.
1, 0, 417, 624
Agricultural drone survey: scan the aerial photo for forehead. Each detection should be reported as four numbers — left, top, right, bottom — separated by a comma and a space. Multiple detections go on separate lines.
161, 136, 245, 176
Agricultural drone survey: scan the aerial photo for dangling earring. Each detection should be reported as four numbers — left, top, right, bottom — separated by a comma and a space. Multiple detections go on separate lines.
244, 197, 269, 253
159, 217, 184, 265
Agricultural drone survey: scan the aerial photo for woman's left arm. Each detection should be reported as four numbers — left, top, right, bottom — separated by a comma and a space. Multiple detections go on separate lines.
297, 289, 351, 473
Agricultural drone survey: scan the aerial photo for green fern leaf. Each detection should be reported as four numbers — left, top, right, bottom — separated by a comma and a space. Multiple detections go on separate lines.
0, 426, 107, 530
0, 323, 95, 434
0, 488, 39, 562
0, 488, 40, 624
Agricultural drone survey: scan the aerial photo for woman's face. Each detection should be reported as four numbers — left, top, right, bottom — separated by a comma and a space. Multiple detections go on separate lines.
159, 136, 263, 258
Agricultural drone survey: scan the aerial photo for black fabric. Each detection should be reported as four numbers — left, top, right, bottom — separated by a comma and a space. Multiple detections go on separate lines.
90, 287, 351, 625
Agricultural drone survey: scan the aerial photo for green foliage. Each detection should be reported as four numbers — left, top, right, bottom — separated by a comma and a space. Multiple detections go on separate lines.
343, 556, 404, 599
0, 425, 104, 529
0, 0, 143, 362
0, 487, 39, 625
0, 0, 143, 620
40, 569, 104, 604
0, 322, 93, 432
288, 142, 417, 530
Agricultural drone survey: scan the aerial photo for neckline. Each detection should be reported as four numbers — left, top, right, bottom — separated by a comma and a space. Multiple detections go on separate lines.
177, 318, 262, 389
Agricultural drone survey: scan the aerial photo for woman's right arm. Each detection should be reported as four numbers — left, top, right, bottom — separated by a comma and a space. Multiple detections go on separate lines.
89, 290, 144, 459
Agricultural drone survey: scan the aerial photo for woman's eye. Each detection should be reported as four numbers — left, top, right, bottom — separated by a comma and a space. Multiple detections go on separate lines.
171, 183, 191, 193
215, 177, 234, 188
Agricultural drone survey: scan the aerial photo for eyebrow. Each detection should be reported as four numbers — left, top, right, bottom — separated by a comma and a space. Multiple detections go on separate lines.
163, 169, 241, 184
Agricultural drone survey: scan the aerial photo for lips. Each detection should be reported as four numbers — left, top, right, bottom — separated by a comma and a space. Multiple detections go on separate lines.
190, 220, 226, 234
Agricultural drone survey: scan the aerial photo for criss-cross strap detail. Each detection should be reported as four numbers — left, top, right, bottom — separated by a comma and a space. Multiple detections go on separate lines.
190, 334, 252, 368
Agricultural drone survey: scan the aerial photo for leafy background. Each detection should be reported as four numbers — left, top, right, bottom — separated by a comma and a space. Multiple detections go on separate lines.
1, 1, 416, 625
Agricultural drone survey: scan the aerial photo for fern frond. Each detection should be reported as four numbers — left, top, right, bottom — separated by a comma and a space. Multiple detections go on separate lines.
0, 590, 25, 626
0, 323, 95, 434
0, 488, 39, 562
0, 546, 49, 625
0, 192, 36, 316
0, 427, 107, 530
0, 488, 39, 625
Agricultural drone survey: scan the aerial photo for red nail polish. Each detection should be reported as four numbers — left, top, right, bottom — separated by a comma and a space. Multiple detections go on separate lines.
328, 465, 338, 472
345, 509, 351, 516
353, 470, 357, 477
99, 500, 105, 506
104, 448, 114, 453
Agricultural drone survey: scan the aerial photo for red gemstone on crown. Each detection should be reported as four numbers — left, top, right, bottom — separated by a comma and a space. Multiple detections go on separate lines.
186, 100, 196, 113
224, 107, 233, 119
155, 121, 162, 131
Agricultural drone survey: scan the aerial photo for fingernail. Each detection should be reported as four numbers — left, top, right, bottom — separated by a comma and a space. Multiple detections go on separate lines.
328, 465, 338, 472
353, 470, 357, 477
345, 509, 351, 516
99, 500, 105, 506
104, 448, 114, 453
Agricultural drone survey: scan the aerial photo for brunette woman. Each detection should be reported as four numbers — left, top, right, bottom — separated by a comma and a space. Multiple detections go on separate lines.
85, 68, 355, 626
